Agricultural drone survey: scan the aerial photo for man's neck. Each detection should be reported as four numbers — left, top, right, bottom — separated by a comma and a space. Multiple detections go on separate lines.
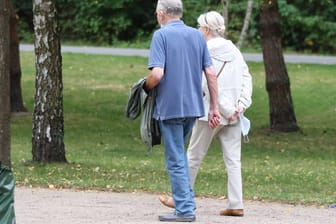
163, 17, 180, 25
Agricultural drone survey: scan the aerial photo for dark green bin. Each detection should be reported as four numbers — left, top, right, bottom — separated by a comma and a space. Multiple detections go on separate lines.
0, 164, 16, 224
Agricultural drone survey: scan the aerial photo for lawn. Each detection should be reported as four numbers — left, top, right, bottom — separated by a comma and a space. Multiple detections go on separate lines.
11, 52, 336, 206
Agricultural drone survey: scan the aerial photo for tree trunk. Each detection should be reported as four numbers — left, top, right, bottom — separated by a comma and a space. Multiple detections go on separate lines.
236, 0, 254, 49
0, 0, 11, 167
222, 0, 229, 37
32, 0, 66, 162
9, 0, 27, 112
259, 0, 299, 132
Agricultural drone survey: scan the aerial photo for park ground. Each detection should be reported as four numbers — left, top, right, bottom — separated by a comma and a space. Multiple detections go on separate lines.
14, 46, 336, 223
15, 187, 335, 224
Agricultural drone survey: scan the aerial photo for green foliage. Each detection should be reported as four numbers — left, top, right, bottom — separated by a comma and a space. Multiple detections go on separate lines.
14, 0, 158, 45
279, 0, 336, 53
66, 0, 157, 44
12, 52, 336, 204
227, 0, 260, 47
182, 0, 221, 27
14, 0, 336, 53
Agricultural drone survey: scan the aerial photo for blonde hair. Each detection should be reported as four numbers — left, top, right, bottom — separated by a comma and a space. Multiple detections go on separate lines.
197, 11, 225, 37
157, 0, 183, 18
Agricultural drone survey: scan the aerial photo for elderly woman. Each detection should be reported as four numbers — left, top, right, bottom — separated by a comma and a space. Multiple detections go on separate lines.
160, 11, 253, 217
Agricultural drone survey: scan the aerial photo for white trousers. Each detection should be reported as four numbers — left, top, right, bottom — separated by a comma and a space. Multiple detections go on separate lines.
187, 119, 243, 209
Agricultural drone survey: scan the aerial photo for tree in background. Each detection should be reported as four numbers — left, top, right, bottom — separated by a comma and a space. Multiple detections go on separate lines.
0, 0, 11, 167
32, 0, 66, 162
221, 0, 229, 37
259, 0, 299, 132
0, 2, 16, 218
236, 0, 254, 49
9, 0, 27, 112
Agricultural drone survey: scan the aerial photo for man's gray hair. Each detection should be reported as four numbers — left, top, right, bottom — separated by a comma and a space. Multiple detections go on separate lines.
157, 0, 183, 18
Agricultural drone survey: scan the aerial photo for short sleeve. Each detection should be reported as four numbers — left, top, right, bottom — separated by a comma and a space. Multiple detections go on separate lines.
148, 31, 166, 70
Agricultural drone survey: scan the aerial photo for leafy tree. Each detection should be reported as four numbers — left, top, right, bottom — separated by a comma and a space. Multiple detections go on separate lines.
32, 0, 66, 162
259, 0, 299, 132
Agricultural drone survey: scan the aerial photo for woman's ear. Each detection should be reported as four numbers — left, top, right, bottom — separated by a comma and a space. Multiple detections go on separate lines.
205, 27, 210, 35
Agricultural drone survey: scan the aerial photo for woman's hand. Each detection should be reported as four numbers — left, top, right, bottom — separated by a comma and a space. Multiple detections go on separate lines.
228, 106, 245, 122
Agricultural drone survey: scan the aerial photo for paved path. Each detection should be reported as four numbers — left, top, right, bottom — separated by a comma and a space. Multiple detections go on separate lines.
20, 44, 336, 64
15, 187, 335, 224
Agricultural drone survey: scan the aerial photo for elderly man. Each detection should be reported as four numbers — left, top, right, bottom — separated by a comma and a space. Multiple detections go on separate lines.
145, 0, 221, 222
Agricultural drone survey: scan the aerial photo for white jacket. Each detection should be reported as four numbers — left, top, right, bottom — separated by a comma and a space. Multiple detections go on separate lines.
200, 38, 252, 125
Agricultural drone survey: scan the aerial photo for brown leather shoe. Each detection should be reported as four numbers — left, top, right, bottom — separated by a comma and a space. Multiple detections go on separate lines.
219, 209, 244, 217
159, 195, 175, 208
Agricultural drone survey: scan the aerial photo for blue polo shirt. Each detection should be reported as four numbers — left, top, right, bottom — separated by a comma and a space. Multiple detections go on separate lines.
148, 20, 212, 120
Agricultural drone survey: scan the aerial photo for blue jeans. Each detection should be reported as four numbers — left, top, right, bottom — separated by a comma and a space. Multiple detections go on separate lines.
159, 117, 196, 215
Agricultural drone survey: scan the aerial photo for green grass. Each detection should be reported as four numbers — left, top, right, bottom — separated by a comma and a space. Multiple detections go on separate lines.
11, 52, 336, 206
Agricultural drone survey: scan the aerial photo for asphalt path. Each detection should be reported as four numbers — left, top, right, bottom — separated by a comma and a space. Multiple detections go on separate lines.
20, 44, 336, 64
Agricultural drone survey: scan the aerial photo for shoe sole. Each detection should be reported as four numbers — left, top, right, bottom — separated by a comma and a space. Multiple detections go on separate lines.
159, 216, 196, 222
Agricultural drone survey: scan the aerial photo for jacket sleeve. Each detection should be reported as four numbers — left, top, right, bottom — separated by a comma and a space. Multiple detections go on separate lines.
238, 58, 253, 110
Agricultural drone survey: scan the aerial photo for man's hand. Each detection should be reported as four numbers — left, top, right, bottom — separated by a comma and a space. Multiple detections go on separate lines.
208, 110, 221, 129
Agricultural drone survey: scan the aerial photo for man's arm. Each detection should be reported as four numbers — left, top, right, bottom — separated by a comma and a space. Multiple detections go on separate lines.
145, 67, 164, 90
204, 66, 221, 129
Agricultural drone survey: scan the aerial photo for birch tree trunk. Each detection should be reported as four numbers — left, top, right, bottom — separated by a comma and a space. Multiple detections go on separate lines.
259, 0, 300, 132
236, 0, 254, 49
32, 0, 66, 162
222, 0, 229, 37
0, 0, 11, 167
